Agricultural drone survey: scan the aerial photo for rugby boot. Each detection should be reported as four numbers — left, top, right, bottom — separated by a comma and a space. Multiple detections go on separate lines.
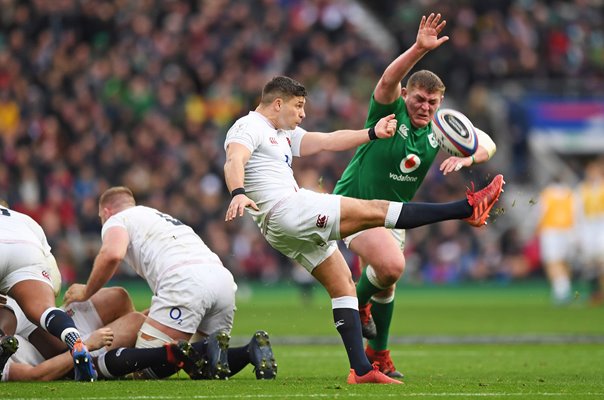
203, 331, 231, 379
166, 340, 207, 380
465, 174, 505, 227
347, 363, 403, 384
366, 346, 404, 378
359, 303, 377, 340
0, 335, 19, 380
72, 338, 98, 382
248, 330, 277, 379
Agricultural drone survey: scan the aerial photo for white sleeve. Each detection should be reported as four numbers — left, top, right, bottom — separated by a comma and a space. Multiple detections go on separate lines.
289, 127, 307, 157
475, 128, 497, 159
100, 215, 127, 240
224, 120, 262, 153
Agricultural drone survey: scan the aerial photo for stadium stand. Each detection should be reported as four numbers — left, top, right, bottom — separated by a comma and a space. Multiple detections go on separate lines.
0, 0, 602, 287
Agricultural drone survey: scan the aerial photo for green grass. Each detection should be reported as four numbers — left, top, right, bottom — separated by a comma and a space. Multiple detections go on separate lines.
4, 280, 604, 399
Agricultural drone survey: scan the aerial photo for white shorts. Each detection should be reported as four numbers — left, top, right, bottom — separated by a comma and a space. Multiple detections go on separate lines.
1, 334, 45, 382
539, 230, 573, 264
4, 297, 102, 340
343, 228, 406, 251
63, 299, 104, 341
579, 220, 604, 263
0, 242, 59, 295
149, 263, 236, 335
262, 189, 340, 272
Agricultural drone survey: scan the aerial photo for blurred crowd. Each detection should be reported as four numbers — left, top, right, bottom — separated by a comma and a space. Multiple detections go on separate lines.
0, 0, 603, 290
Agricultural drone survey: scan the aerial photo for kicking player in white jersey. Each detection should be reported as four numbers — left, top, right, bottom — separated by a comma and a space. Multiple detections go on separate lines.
0, 204, 97, 381
63, 187, 276, 380
224, 76, 504, 384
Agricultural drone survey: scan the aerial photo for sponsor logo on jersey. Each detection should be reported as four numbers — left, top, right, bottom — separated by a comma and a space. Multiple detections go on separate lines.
316, 214, 329, 229
269, 137, 278, 145
389, 173, 418, 182
399, 154, 421, 173
397, 124, 409, 139
428, 132, 439, 148
170, 307, 183, 325
42, 270, 50, 281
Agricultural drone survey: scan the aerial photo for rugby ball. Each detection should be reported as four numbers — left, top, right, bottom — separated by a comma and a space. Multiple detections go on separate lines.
432, 108, 478, 157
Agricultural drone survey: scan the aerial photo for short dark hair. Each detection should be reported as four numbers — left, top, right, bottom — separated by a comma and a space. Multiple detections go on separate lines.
406, 70, 446, 94
260, 76, 307, 105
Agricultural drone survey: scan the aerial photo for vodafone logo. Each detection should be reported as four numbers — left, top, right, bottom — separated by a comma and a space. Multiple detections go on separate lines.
399, 154, 421, 173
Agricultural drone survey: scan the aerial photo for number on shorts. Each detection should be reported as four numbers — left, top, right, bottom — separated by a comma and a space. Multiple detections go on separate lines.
1, 209, 10, 217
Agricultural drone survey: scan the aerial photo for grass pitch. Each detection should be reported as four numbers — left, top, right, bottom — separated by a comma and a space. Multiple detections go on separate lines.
3, 280, 603, 399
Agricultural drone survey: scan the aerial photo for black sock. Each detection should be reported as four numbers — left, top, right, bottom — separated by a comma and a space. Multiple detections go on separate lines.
227, 344, 251, 376
333, 308, 372, 376
191, 340, 207, 354
190, 340, 251, 377
99, 347, 177, 378
42, 308, 81, 350
395, 200, 472, 229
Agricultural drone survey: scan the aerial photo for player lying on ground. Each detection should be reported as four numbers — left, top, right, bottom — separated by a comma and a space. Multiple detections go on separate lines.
0, 287, 143, 381
1, 289, 277, 381
1, 328, 276, 381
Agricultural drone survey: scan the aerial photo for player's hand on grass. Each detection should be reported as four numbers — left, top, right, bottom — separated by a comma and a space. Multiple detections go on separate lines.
63, 283, 89, 306
86, 327, 114, 351
439, 155, 473, 176
225, 195, 258, 222
374, 114, 398, 139
416, 13, 449, 52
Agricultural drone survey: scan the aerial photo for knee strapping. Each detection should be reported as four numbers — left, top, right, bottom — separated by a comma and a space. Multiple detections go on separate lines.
135, 322, 174, 348
366, 265, 389, 290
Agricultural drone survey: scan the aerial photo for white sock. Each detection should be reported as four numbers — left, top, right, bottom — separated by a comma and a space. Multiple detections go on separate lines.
552, 277, 571, 301
385, 202, 402, 229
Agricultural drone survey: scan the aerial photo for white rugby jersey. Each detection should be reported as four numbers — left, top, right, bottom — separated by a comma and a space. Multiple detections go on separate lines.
101, 206, 223, 292
4, 297, 38, 338
0, 206, 51, 256
224, 111, 306, 225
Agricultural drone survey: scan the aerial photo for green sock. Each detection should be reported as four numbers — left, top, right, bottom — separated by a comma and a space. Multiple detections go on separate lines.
367, 299, 394, 351
356, 268, 382, 306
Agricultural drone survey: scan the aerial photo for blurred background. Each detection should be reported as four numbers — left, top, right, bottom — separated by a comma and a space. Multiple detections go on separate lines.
1, 0, 603, 304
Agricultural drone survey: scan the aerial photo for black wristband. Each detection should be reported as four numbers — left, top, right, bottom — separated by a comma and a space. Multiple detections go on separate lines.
368, 127, 378, 141
231, 187, 246, 197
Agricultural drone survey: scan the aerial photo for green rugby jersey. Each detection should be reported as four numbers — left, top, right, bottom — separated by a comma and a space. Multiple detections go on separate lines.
334, 95, 440, 202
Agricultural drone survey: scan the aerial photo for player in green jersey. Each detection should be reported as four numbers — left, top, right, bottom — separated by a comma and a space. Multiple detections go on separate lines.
333, 13, 498, 378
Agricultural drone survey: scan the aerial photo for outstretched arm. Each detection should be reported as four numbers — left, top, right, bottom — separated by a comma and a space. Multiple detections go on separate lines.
439, 128, 497, 175
63, 227, 129, 305
300, 114, 397, 156
374, 13, 449, 104
7, 330, 113, 381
